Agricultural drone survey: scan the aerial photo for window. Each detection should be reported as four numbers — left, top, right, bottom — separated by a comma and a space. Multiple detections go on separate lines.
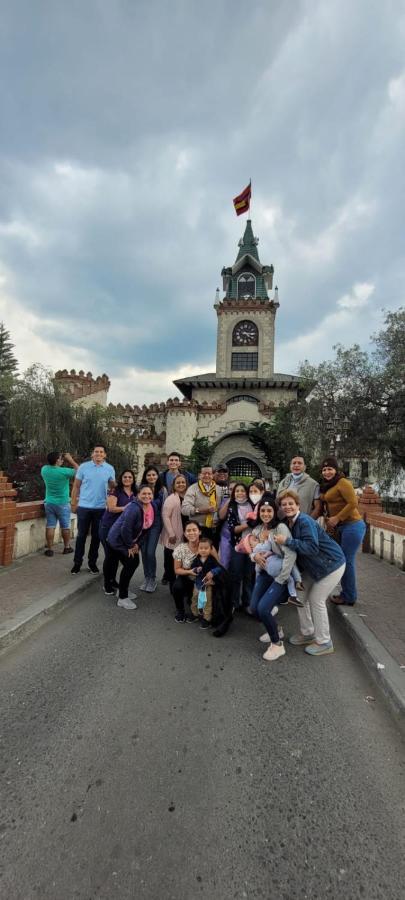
228, 457, 261, 478
232, 320, 258, 346
361, 460, 369, 480
237, 273, 256, 298
231, 352, 258, 371
227, 395, 258, 405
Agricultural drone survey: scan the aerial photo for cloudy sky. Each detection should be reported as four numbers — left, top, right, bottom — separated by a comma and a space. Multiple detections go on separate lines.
1, 0, 404, 404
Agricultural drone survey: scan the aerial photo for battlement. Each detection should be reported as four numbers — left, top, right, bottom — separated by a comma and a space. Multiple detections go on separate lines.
54, 369, 111, 405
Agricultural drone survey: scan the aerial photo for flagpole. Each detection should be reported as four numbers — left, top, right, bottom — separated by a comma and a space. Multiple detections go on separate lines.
249, 178, 252, 221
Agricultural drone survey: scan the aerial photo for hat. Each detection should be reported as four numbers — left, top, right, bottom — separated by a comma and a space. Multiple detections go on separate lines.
215, 463, 229, 473
321, 456, 339, 471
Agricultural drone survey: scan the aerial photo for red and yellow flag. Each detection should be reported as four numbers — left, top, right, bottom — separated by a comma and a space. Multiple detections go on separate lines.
233, 181, 251, 216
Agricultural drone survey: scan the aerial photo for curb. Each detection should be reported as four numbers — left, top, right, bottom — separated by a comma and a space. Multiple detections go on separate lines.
333, 604, 405, 735
0, 575, 101, 654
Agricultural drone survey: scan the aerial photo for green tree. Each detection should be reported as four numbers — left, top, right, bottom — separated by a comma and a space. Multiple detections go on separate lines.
185, 436, 213, 475
0, 322, 18, 396
246, 403, 301, 477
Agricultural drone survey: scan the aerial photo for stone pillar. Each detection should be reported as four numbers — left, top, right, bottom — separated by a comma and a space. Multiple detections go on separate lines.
0, 471, 17, 566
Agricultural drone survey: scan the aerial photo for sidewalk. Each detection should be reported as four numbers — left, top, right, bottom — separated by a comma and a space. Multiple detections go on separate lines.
1, 543, 404, 726
0, 543, 100, 651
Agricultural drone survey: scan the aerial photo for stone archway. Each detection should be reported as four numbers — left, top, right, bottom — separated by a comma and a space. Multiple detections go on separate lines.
210, 432, 267, 477
226, 457, 262, 478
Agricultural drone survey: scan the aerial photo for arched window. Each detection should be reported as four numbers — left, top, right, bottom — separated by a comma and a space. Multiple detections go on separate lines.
227, 395, 259, 406
237, 273, 255, 298
232, 320, 258, 347
227, 457, 261, 478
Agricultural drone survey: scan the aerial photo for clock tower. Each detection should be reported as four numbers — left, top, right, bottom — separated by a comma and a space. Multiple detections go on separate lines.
215, 219, 279, 378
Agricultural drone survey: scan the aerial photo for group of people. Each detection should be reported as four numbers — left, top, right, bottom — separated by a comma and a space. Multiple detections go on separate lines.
40, 446, 366, 662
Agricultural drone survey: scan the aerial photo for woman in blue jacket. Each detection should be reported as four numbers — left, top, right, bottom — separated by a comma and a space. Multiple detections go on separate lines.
106, 485, 155, 610
275, 489, 346, 656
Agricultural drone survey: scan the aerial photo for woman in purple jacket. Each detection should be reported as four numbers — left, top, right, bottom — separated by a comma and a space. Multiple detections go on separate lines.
105, 485, 155, 610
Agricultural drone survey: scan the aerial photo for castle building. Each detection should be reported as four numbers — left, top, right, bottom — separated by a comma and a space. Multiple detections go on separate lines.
55, 220, 307, 477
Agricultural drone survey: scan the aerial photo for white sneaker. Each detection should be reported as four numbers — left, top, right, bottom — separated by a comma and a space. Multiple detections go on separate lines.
271, 606, 279, 616
116, 589, 137, 601
117, 597, 137, 610
259, 632, 271, 643
263, 642, 286, 662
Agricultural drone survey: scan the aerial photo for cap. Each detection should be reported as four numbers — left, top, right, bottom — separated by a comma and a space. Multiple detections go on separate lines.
215, 463, 229, 473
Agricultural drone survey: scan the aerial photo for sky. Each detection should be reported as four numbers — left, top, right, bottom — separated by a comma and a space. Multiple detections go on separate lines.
1, 0, 404, 405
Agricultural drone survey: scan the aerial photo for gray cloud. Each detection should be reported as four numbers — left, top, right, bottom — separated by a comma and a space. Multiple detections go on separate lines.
0, 0, 404, 402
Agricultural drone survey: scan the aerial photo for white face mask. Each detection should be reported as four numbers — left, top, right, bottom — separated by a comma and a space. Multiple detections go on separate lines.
249, 491, 263, 504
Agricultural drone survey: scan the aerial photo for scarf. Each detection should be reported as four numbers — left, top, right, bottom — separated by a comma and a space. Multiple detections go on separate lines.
320, 473, 344, 495
198, 480, 217, 528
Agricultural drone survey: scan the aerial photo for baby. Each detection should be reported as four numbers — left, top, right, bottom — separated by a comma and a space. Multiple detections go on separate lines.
190, 537, 223, 628
236, 531, 304, 607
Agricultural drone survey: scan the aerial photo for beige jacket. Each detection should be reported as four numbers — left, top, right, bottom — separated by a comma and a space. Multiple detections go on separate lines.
182, 482, 223, 528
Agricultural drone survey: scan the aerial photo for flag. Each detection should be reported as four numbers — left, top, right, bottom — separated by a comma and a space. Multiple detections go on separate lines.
233, 181, 251, 216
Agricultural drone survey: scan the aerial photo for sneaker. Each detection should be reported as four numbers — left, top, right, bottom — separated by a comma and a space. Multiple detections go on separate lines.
175, 612, 186, 623
103, 587, 116, 596
117, 597, 137, 610
87, 564, 99, 574
185, 613, 198, 623
116, 589, 137, 601
44, 549, 54, 557
71, 564, 81, 574
259, 632, 271, 643
200, 619, 211, 629
296, 581, 304, 591
271, 606, 279, 617
63, 546, 74, 555
304, 640, 334, 656
140, 579, 148, 591
288, 633, 315, 646
145, 577, 157, 593
287, 595, 304, 608
263, 642, 286, 661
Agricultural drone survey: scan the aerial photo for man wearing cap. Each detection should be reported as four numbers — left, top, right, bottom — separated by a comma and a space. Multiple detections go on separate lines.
277, 456, 321, 519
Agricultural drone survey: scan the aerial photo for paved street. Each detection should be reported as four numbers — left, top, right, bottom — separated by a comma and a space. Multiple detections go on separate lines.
1, 582, 405, 900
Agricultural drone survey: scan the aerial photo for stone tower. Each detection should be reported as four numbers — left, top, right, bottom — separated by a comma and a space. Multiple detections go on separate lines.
215, 219, 278, 378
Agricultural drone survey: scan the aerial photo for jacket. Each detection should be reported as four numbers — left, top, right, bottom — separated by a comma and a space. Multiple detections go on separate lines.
285, 512, 345, 581
321, 478, 362, 523
107, 500, 151, 552
277, 472, 320, 516
160, 493, 185, 549
252, 523, 297, 584
182, 482, 223, 528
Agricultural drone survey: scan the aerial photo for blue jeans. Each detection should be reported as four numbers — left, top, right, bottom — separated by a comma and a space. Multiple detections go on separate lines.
141, 519, 162, 579
229, 549, 254, 608
338, 519, 366, 603
257, 580, 288, 644
74, 507, 104, 568
250, 571, 273, 616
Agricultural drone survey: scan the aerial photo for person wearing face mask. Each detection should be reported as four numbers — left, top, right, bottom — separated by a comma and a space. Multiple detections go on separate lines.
227, 483, 255, 610
277, 456, 321, 519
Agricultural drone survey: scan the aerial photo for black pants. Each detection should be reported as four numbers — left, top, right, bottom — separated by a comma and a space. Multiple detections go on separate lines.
74, 507, 104, 568
105, 544, 139, 599
163, 547, 175, 587
171, 575, 194, 614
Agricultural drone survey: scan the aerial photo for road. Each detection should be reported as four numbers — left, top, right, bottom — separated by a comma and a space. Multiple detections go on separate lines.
1, 581, 404, 900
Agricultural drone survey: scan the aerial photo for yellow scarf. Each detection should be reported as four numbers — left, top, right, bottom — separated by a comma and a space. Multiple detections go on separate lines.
198, 480, 217, 528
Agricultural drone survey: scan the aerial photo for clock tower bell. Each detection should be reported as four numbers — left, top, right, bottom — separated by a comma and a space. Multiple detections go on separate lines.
215, 219, 279, 378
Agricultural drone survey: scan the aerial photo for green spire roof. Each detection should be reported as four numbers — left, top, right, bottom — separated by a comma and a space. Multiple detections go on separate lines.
235, 219, 261, 263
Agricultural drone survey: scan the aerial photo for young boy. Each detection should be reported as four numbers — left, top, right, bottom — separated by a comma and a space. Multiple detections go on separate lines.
190, 537, 223, 629
236, 532, 304, 608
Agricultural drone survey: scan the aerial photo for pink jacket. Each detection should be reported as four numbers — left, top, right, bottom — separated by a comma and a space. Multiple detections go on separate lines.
160, 494, 185, 549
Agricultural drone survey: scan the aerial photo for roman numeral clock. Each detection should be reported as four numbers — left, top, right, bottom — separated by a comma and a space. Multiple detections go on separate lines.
233, 320, 258, 346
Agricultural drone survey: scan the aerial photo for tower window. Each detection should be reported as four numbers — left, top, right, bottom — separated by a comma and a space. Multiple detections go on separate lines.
231, 352, 258, 371
227, 395, 258, 405
237, 273, 256, 298
232, 320, 258, 346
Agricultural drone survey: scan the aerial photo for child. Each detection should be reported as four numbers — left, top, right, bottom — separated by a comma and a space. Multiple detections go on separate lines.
236, 532, 304, 608
190, 537, 223, 629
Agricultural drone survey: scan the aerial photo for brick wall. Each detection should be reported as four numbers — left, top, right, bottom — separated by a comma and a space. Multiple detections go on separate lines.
360, 485, 405, 569
0, 472, 17, 566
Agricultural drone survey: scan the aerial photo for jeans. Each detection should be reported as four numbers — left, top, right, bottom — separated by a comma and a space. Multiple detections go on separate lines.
338, 520, 366, 603
297, 563, 346, 644
229, 549, 254, 608
74, 507, 104, 567
171, 575, 194, 614
105, 544, 140, 598
44, 502, 71, 529
250, 571, 273, 616
257, 581, 288, 644
163, 547, 175, 587
141, 519, 162, 579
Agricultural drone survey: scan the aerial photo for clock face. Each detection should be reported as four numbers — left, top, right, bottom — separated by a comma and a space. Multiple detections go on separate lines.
233, 320, 258, 346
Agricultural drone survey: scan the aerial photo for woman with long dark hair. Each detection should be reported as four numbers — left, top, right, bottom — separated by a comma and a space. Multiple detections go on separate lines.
160, 473, 188, 588
227, 483, 254, 610
106, 484, 155, 609
139, 465, 167, 593
319, 457, 366, 605
99, 469, 136, 596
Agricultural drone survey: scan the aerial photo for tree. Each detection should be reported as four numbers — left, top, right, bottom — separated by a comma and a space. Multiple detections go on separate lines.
185, 436, 213, 475
0, 322, 18, 396
246, 404, 301, 477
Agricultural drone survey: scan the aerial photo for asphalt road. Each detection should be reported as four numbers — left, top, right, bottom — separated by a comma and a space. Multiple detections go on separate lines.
1, 581, 405, 900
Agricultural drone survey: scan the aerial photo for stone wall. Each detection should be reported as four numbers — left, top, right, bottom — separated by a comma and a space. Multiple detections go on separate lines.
0, 479, 79, 565
55, 370, 110, 407
215, 302, 277, 378
360, 486, 405, 570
